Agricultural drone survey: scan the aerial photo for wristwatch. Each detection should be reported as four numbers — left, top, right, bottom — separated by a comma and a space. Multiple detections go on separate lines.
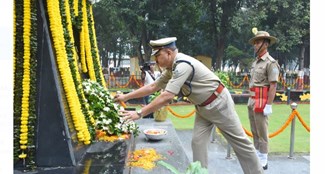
136, 109, 143, 119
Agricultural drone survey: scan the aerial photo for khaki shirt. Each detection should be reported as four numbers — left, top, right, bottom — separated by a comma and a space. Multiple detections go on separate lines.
156, 53, 221, 105
249, 52, 280, 88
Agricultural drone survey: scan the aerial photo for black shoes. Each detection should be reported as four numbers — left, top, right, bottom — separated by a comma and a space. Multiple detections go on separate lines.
263, 163, 268, 170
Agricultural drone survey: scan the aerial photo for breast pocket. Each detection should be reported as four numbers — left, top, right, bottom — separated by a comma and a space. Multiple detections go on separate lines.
254, 68, 266, 83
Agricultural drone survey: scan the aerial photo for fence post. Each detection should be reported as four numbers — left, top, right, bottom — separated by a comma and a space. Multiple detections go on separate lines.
287, 87, 291, 105
288, 102, 298, 159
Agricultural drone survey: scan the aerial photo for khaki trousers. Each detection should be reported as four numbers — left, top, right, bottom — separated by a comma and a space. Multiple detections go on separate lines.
247, 97, 269, 153
193, 88, 264, 174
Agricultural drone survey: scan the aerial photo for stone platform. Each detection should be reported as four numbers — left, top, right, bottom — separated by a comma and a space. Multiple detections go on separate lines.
128, 118, 190, 173
14, 119, 190, 174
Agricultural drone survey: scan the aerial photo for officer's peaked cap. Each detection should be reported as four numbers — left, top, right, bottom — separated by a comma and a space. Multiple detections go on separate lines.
149, 37, 177, 56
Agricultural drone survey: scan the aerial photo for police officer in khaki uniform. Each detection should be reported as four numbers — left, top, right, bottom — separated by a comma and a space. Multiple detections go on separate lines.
115, 37, 264, 174
248, 31, 280, 170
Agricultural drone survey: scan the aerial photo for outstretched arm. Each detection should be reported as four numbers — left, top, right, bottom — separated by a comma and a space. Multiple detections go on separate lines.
119, 89, 175, 121
114, 82, 160, 102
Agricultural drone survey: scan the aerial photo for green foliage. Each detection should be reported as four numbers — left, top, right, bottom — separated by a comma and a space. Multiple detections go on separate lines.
157, 161, 181, 174
94, 0, 310, 69
158, 160, 208, 174
215, 71, 232, 89
148, 91, 161, 103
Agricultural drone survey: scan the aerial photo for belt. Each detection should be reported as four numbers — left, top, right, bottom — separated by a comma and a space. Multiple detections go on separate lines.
199, 84, 224, 107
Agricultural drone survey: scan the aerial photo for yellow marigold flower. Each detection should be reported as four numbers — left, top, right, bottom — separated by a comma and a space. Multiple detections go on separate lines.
77, 132, 84, 139
20, 145, 27, 150
21, 120, 28, 125
21, 117, 28, 121
20, 125, 28, 129
21, 128, 28, 133
20, 134, 28, 140
84, 140, 91, 145
19, 153, 27, 159
20, 140, 28, 144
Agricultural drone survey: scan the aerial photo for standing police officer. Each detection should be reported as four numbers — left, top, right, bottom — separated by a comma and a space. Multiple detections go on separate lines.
248, 31, 280, 170
115, 37, 264, 174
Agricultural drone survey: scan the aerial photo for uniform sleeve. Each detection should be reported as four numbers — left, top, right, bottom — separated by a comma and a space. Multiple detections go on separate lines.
267, 62, 280, 82
165, 63, 193, 95
155, 70, 170, 89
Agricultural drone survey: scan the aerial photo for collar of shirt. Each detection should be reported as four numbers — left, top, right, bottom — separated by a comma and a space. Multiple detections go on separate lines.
257, 51, 269, 61
258, 50, 268, 58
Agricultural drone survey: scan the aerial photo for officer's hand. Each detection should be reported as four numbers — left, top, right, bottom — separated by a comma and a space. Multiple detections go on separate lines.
119, 110, 141, 121
263, 104, 272, 116
114, 91, 126, 102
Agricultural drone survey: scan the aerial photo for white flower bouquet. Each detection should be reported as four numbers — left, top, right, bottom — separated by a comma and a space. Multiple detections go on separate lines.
82, 79, 139, 137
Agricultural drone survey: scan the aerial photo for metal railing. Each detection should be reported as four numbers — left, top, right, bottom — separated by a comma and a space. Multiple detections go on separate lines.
105, 73, 310, 91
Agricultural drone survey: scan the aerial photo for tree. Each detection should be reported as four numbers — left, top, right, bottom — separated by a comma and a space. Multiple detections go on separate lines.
243, 0, 310, 69
200, 0, 243, 70
92, 0, 309, 71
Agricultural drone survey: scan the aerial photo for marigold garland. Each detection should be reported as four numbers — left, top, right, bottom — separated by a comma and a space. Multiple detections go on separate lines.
82, 0, 96, 80
47, 0, 91, 145
73, 0, 79, 16
228, 75, 249, 88
132, 74, 144, 87
13, 0, 38, 168
294, 109, 310, 132
61, 0, 96, 140
14, 0, 25, 163
96, 130, 130, 142
82, 159, 92, 174
88, 5, 106, 87
109, 74, 144, 88
243, 109, 310, 138
19, 0, 32, 159
167, 106, 195, 118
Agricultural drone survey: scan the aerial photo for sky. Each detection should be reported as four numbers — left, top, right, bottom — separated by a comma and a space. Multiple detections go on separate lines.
1, 0, 324, 173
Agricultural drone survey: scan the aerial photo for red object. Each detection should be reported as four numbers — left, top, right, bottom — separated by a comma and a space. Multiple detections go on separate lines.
167, 150, 174, 156
199, 83, 224, 107
250, 87, 268, 112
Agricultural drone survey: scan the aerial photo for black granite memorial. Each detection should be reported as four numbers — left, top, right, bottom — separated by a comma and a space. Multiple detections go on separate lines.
14, 0, 132, 173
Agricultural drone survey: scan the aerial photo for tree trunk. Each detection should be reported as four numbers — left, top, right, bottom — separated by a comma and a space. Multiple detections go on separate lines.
101, 48, 108, 67
141, 25, 152, 63
136, 42, 143, 66
216, 38, 225, 70
299, 44, 305, 70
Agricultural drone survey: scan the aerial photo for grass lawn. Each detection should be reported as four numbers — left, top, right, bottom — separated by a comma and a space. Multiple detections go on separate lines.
165, 104, 310, 154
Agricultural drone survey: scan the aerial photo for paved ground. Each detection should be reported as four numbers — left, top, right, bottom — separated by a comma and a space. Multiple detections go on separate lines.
176, 130, 310, 174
